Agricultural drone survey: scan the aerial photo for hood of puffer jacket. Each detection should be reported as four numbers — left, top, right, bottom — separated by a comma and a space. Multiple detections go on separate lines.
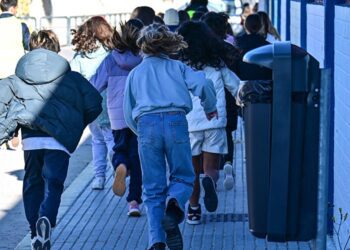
111, 50, 142, 71
15, 48, 70, 85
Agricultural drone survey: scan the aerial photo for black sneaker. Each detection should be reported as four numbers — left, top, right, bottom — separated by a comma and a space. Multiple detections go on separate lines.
34, 216, 51, 250
161, 199, 183, 250
202, 176, 218, 212
148, 242, 166, 250
186, 204, 202, 225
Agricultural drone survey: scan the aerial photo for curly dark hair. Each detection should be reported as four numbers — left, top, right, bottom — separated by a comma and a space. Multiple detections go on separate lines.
177, 21, 225, 70
71, 16, 114, 54
113, 19, 144, 55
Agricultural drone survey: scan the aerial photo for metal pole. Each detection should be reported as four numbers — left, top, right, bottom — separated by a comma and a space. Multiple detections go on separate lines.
314, 68, 331, 250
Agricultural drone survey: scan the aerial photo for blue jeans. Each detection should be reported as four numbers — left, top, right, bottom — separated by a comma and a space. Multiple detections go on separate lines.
137, 112, 195, 247
89, 121, 114, 178
112, 128, 142, 204
23, 149, 70, 238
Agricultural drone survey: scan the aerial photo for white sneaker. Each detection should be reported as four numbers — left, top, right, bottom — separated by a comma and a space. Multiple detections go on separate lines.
223, 162, 235, 191
92, 177, 105, 190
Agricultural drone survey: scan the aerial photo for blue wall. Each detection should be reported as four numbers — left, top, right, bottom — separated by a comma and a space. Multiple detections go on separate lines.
272, 0, 350, 243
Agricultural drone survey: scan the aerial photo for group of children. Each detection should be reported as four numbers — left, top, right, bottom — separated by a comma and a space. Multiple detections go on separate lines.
0, 1, 278, 249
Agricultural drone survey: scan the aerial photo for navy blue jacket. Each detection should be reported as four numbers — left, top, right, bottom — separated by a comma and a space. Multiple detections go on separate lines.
0, 49, 102, 153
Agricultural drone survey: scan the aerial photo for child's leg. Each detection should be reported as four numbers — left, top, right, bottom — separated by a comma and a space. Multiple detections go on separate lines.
189, 155, 201, 207
126, 130, 142, 205
137, 114, 168, 248
111, 129, 129, 196
164, 113, 195, 215
23, 150, 45, 238
224, 126, 234, 164
40, 149, 70, 228
202, 152, 221, 182
101, 126, 114, 164
89, 121, 108, 178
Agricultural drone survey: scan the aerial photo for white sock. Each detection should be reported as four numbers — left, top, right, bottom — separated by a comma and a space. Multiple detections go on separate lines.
190, 205, 199, 210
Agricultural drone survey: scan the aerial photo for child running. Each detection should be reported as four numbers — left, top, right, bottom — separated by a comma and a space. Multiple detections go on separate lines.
177, 21, 240, 224
123, 23, 217, 250
0, 30, 102, 250
70, 16, 115, 190
90, 19, 144, 216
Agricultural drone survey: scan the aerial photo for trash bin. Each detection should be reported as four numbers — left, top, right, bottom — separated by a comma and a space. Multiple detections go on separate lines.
239, 42, 321, 242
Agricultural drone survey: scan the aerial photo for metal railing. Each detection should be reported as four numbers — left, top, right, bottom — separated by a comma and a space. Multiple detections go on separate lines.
20, 13, 130, 46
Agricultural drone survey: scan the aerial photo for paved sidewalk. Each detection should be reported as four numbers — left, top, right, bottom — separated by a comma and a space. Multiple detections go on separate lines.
16, 122, 334, 250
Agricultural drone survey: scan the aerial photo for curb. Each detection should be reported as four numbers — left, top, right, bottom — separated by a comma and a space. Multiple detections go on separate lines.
15, 162, 94, 249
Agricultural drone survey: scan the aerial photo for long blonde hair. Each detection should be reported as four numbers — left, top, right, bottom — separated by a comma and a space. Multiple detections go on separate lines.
137, 23, 187, 56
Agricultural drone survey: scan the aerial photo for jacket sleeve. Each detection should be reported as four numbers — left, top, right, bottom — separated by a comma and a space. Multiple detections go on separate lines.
222, 67, 240, 97
72, 72, 102, 126
183, 64, 217, 114
123, 73, 137, 134
90, 58, 109, 92
0, 79, 17, 145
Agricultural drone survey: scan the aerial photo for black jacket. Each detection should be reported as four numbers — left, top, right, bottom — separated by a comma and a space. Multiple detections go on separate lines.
0, 49, 102, 152
236, 33, 272, 81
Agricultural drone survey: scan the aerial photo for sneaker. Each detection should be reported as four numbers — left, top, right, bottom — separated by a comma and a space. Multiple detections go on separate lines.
92, 176, 105, 190
202, 176, 218, 212
127, 201, 141, 217
223, 162, 235, 191
31, 237, 41, 250
162, 199, 183, 250
186, 204, 202, 225
148, 242, 166, 250
112, 164, 127, 196
34, 216, 51, 250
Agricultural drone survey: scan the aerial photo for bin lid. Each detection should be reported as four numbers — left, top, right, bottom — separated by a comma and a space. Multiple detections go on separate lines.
243, 45, 274, 69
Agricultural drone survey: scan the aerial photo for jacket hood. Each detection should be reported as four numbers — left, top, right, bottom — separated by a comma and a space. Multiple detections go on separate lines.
15, 48, 70, 85
111, 50, 142, 71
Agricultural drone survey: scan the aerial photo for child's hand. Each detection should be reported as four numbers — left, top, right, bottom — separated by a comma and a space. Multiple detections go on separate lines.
206, 110, 218, 121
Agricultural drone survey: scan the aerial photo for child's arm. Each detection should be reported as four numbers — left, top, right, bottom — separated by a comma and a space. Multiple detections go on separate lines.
183, 65, 217, 115
123, 73, 137, 134
0, 79, 17, 145
222, 67, 240, 97
90, 57, 109, 92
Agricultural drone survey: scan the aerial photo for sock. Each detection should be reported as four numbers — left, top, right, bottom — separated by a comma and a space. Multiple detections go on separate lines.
190, 205, 199, 210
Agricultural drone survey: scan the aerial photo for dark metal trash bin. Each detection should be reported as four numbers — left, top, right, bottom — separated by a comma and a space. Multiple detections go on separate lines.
239, 42, 321, 242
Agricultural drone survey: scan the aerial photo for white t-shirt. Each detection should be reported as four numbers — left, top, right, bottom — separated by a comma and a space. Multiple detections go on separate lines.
22, 137, 70, 155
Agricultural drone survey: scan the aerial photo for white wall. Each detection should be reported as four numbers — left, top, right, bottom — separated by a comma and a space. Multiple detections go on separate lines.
306, 4, 325, 68
290, 1, 301, 46
334, 5, 350, 246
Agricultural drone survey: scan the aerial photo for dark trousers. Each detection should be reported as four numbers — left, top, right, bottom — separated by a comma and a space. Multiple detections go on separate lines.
112, 128, 142, 204
23, 149, 70, 238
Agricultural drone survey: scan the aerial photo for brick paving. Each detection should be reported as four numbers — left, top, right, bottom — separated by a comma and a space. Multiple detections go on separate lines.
16, 121, 334, 249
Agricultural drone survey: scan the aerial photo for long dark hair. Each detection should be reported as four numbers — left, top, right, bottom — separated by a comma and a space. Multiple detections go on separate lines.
71, 16, 114, 53
113, 19, 144, 55
177, 21, 225, 70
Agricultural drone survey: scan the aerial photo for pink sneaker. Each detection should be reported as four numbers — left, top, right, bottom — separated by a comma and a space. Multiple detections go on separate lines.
127, 201, 141, 217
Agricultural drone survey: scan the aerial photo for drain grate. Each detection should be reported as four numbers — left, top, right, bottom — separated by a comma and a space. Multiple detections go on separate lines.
201, 213, 248, 223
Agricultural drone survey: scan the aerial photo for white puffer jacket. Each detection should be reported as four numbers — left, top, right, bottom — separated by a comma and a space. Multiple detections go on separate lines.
187, 66, 240, 132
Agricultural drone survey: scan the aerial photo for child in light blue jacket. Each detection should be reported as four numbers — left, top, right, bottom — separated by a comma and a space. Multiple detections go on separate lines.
70, 16, 115, 190
123, 24, 217, 250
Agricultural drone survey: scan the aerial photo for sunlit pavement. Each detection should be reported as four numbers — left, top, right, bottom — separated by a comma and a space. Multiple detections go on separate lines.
0, 130, 92, 249
15, 121, 334, 250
